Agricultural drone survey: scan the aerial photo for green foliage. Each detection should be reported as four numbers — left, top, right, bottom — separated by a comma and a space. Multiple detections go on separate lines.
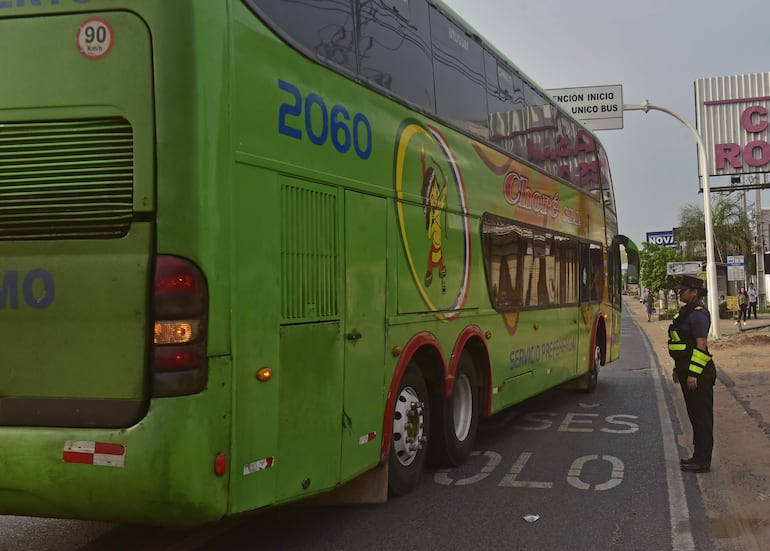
640, 242, 682, 293
676, 195, 754, 272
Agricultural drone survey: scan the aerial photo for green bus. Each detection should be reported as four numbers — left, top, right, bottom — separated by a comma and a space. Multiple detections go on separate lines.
0, 0, 639, 526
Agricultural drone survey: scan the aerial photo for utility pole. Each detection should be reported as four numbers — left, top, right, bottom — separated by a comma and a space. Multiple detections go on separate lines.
756, 184, 765, 308
624, 100, 721, 339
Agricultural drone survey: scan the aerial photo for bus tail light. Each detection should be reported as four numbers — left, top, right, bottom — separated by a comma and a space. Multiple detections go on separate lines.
151, 255, 208, 397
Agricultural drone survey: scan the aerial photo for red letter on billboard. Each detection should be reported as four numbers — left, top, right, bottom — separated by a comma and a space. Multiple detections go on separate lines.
744, 140, 770, 167
714, 143, 742, 170
741, 106, 768, 133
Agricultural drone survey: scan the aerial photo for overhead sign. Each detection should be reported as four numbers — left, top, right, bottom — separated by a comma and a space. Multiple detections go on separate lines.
667, 262, 703, 276
646, 230, 676, 248
546, 85, 623, 131
694, 72, 770, 177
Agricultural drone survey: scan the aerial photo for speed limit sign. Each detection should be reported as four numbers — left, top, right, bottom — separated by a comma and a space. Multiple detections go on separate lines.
76, 18, 114, 60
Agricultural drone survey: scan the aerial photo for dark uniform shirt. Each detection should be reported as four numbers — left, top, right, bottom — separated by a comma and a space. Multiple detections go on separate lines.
671, 299, 713, 380
677, 299, 710, 342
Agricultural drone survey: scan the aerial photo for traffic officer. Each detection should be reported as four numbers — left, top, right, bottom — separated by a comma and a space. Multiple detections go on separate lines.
667, 275, 716, 473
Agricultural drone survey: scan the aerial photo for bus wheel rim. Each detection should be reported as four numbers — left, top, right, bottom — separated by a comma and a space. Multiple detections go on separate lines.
591, 344, 601, 384
393, 386, 425, 467
453, 373, 473, 441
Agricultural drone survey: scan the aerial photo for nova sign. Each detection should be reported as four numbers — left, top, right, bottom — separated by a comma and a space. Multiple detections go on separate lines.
646, 231, 676, 248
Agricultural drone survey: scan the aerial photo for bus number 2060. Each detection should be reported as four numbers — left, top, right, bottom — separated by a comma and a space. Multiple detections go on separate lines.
278, 79, 373, 160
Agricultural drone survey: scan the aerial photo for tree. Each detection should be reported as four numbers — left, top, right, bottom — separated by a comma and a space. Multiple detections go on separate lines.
640, 242, 682, 310
676, 194, 754, 272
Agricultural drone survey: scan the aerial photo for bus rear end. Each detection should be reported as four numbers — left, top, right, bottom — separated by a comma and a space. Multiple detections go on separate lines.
0, 1, 230, 525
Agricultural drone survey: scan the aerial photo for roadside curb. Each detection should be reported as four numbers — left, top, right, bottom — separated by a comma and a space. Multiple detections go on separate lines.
715, 365, 735, 388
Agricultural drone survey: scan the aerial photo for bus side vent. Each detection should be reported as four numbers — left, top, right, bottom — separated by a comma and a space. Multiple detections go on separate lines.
0, 117, 133, 241
280, 181, 339, 321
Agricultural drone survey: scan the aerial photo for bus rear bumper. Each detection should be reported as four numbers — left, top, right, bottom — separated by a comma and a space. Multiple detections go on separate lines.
0, 358, 232, 527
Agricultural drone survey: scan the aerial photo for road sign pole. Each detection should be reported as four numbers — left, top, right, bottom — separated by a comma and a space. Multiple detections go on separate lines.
625, 100, 721, 339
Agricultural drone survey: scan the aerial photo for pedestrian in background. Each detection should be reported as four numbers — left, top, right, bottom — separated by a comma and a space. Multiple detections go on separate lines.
736, 286, 748, 326
747, 282, 758, 320
667, 275, 715, 473
718, 294, 730, 320
644, 289, 655, 322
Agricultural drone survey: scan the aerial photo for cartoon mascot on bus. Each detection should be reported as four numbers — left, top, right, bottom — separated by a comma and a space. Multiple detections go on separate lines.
421, 146, 448, 294
394, 120, 471, 321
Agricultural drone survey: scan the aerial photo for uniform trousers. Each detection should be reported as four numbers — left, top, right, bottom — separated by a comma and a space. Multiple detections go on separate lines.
678, 377, 714, 465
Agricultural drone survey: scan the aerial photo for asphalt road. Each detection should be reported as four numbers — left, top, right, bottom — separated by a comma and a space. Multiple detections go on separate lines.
1, 306, 713, 550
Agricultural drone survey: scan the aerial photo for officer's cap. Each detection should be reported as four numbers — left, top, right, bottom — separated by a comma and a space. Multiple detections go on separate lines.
671, 275, 706, 290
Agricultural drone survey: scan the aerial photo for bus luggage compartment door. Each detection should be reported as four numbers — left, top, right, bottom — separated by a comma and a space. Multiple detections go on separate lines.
339, 192, 387, 482
275, 322, 343, 500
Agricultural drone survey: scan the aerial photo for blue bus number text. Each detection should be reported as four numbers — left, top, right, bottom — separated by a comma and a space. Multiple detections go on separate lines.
0, 269, 55, 310
278, 80, 372, 160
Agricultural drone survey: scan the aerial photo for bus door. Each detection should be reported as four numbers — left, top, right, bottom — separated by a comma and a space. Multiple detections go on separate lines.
340, 191, 387, 483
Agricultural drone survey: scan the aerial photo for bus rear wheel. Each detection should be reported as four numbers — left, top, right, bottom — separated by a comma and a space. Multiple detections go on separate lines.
579, 343, 601, 393
388, 364, 430, 496
429, 351, 479, 467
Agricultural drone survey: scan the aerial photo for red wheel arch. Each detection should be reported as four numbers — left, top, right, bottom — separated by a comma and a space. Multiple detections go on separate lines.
591, 310, 607, 367
379, 327, 492, 462
380, 332, 445, 463
449, 325, 492, 415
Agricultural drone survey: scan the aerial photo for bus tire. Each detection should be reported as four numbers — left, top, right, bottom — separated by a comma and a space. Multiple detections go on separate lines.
429, 351, 479, 467
579, 342, 601, 393
388, 364, 430, 496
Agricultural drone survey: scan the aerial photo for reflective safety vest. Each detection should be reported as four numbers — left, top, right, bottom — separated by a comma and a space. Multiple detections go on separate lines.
667, 305, 714, 378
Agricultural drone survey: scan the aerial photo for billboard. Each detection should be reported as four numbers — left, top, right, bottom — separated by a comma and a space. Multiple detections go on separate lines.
694, 72, 770, 177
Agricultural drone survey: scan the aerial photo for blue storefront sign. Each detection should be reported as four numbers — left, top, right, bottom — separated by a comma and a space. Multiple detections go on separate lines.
646, 230, 676, 248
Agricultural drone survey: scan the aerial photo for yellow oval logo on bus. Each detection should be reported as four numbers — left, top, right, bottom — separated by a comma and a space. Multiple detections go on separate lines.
394, 120, 471, 321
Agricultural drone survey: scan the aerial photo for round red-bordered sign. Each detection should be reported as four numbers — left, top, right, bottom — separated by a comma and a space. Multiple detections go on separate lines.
76, 18, 114, 60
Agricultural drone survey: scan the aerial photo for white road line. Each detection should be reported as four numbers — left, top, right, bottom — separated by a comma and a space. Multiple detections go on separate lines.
640, 324, 695, 551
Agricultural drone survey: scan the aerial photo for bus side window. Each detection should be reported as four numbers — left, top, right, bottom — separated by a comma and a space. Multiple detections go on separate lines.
542, 234, 557, 306
560, 236, 580, 305
357, 0, 435, 112
249, 0, 357, 75
485, 52, 527, 159
579, 242, 591, 303
483, 214, 584, 311
429, 6, 487, 136
590, 243, 604, 302
482, 214, 524, 311
579, 242, 604, 303
598, 145, 618, 229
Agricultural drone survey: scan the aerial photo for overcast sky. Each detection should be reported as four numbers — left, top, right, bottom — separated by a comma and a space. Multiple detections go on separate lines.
443, 0, 769, 250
